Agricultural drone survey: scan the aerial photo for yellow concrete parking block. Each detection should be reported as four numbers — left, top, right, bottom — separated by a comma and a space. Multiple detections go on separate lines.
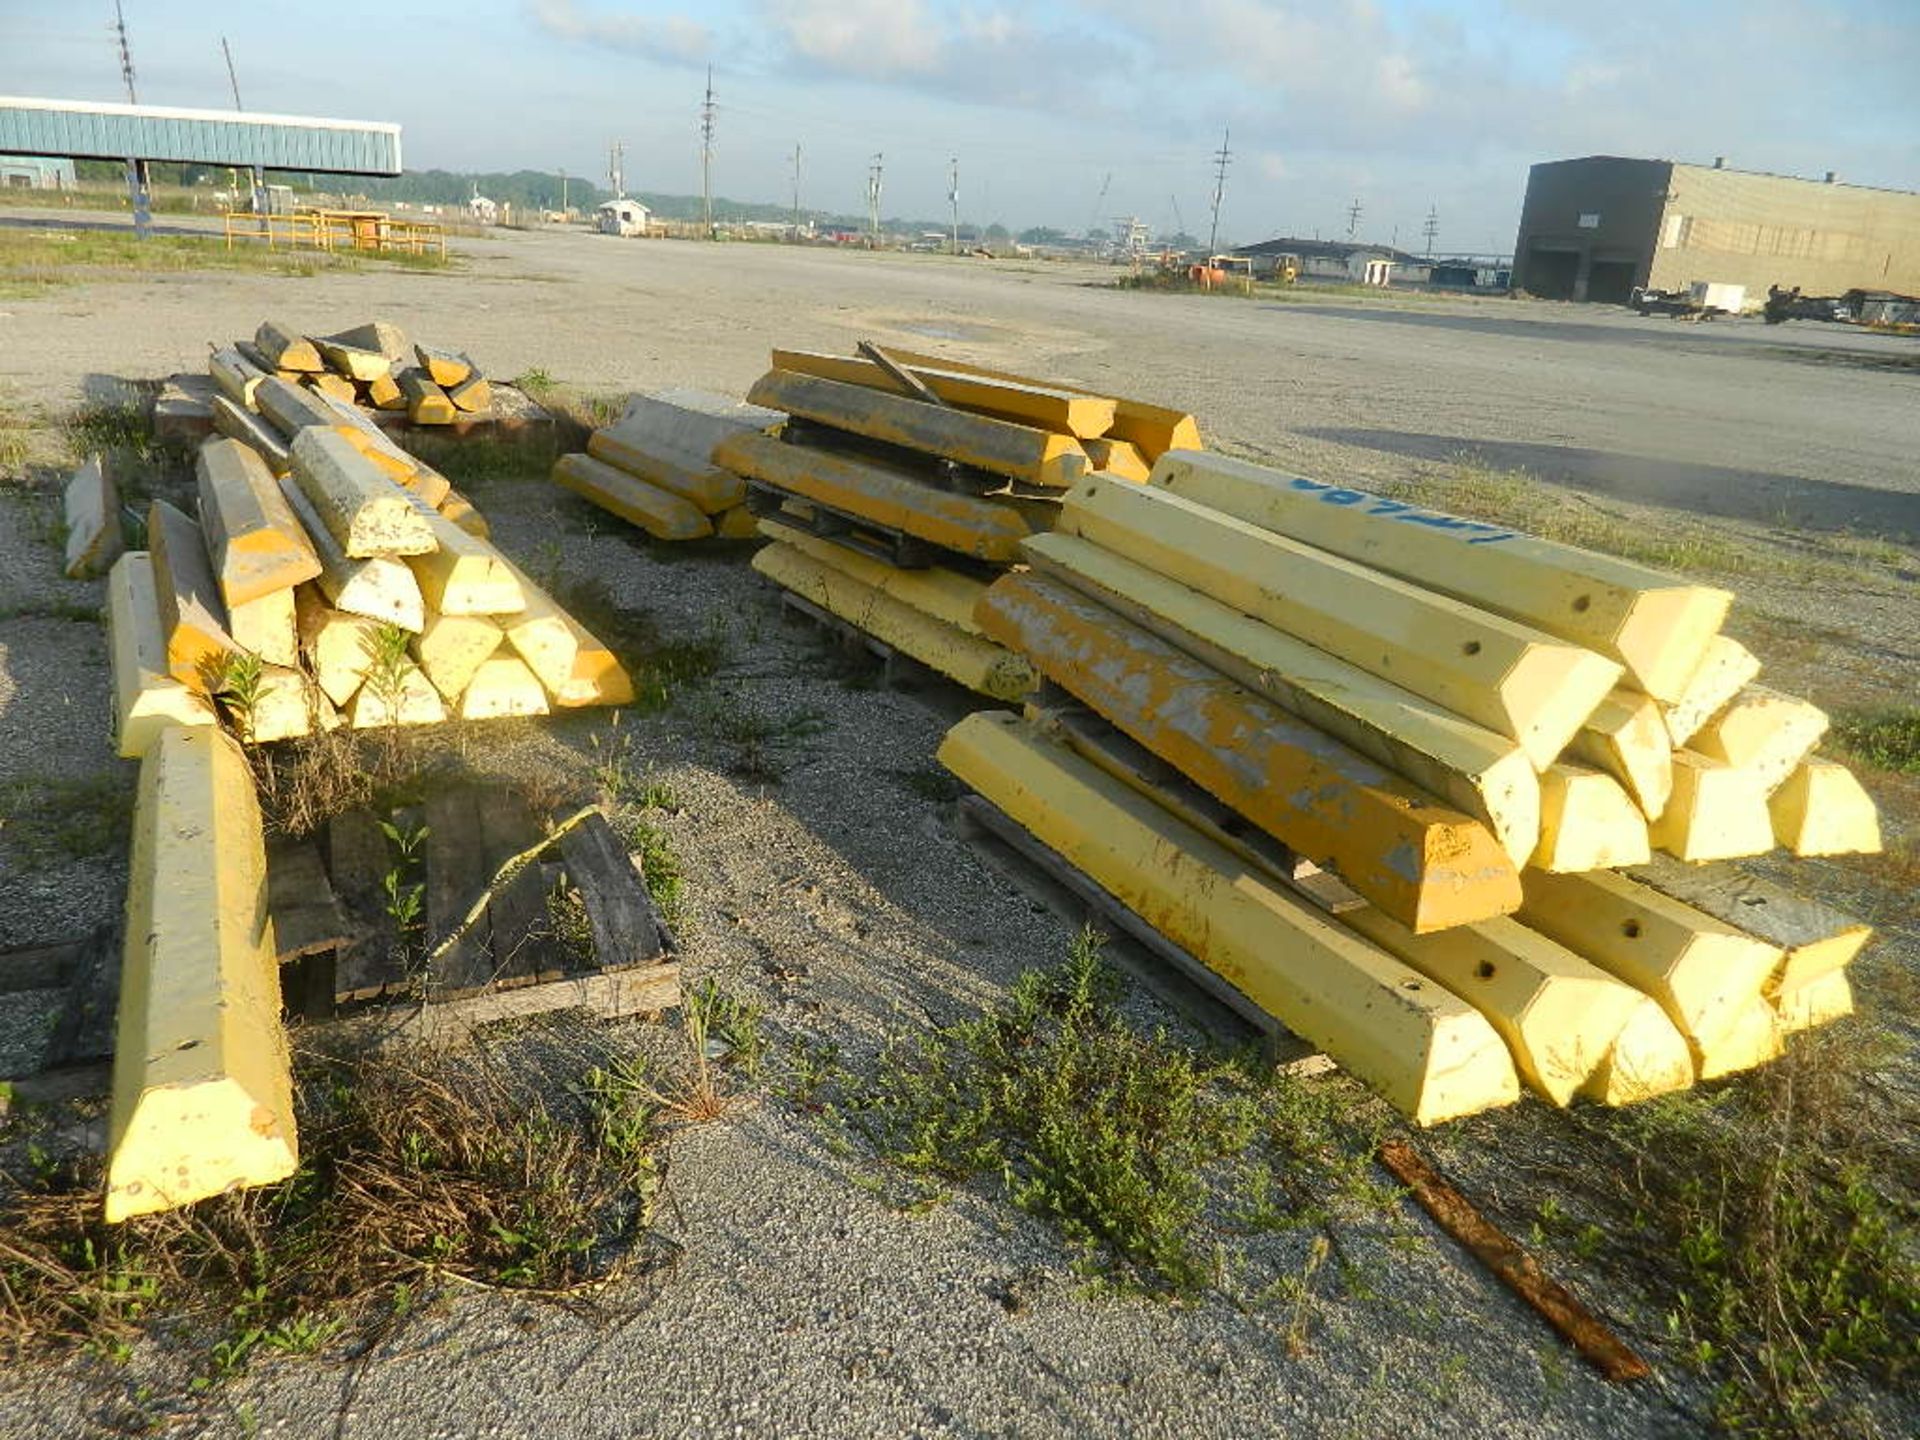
210, 395, 291, 475
240, 663, 337, 743
1020, 533, 1543, 864
1056, 478, 1622, 766
348, 659, 446, 728
414, 343, 473, 388
148, 498, 235, 689
587, 427, 746, 513
1336, 908, 1646, 1106
1577, 997, 1696, 1106
397, 367, 456, 425
448, 374, 491, 414
1531, 763, 1650, 873
414, 612, 504, 700
195, 437, 322, 607
1628, 853, 1872, 996
209, 347, 269, 410
1696, 1000, 1784, 1080
228, 587, 298, 669
365, 370, 406, 411
1768, 758, 1881, 857
1519, 868, 1781, 1073
1083, 438, 1150, 483
1771, 969, 1854, 1034
714, 431, 1032, 563
497, 559, 635, 708
1658, 634, 1761, 746
1149, 450, 1731, 702
278, 478, 425, 632
457, 655, 551, 720
938, 712, 1521, 1124
255, 318, 322, 372
313, 337, 392, 382
876, 348, 1203, 459
105, 726, 296, 1221
256, 376, 341, 435
438, 488, 490, 539
1649, 751, 1774, 862
753, 542, 1035, 703
1690, 686, 1829, 794
977, 570, 1521, 932
553, 453, 714, 541
714, 503, 760, 539
106, 553, 217, 757
1565, 689, 1672, 820
747, 370, 1091, 489
769, 348, 1119, 439
760, 518, 993, 633
403, 503, 525, 616
290, 428, 438, 559
295, 589, 381, 707
62, 453, 124, 580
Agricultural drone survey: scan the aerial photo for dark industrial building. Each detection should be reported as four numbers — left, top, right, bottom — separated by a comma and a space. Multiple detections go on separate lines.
1510, 156, 1920, 306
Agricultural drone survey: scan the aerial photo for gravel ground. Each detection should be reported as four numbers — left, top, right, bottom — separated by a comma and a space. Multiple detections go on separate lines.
0, 214, 1914, 1438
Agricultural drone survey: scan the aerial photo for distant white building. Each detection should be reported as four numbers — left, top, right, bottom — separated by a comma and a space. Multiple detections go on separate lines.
0, 156, 76, 190
468, 193, 499, 224
596, 198, 651, 237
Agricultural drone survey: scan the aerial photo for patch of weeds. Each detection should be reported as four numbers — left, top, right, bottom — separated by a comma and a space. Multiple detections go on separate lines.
1829, 707, 1920, 776
0, 597, 100, 623
398, 430, 559, 491
547, 577, 729, 712
624, 815, 686, 931
0, 771, 136, 868
1454, 1022, 1920, 1436
0, 1035, 676, 1402
587, 716, 678, 810
685, 691, 828, 782
890, 762, 965, 804
813, 930, 1397, 1301
686, 978, 766, 1077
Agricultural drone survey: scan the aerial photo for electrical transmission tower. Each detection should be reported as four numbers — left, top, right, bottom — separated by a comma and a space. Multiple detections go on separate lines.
867, 154, 885, 243
1346, 198, 1363, 240
948, 156, 960, 256
111, 2, 153, 239
700, 67, 716, 238
1422, 205, 1439, 258
1207, 126, 1231, 255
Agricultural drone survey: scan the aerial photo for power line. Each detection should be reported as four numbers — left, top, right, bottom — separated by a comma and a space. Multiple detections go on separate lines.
1207, 126, 1231, 255
699, 66, 716, 238
220, 35, 243, 109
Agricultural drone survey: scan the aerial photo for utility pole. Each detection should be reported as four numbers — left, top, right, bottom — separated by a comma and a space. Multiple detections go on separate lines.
867, 153, 884, 245
1346, 197, 1362, 240
790, 143, 801, 236
699, 66, 716, 238
112, 1, 151, 240
948, 155, 959, 256
1422, 205, 1438, 258
1207, 126, 1231, 256
560, 169, 568, 215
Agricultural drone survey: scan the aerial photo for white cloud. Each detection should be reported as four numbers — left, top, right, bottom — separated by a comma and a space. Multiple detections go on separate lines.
527, 0, 713, 65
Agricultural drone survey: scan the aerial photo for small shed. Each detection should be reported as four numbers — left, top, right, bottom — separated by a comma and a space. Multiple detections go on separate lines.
468, 193, 498, 224
597, 198, 651, 237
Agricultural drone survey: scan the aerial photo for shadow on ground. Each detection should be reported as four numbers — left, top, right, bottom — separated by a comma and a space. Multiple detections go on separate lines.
1301, 427, 1920, 541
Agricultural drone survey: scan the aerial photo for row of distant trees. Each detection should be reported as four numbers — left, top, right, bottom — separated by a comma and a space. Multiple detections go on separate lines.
73, 161, 1199, 248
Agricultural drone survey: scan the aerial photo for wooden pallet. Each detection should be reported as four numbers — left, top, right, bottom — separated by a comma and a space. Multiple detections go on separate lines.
1, 791, 679, 1097
954, 794, 1330, 1074
743, 479, 943, 569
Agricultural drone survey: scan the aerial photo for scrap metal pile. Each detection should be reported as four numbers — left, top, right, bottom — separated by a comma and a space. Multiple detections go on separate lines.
940, 450, 1881, 1123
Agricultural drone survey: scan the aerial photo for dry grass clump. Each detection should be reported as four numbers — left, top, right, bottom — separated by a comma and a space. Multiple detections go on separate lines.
0, 1026, 686, 1385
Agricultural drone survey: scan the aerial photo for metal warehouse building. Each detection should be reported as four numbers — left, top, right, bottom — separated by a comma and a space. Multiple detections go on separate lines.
1510, 156, 1920, 305
0, 96, 401, 175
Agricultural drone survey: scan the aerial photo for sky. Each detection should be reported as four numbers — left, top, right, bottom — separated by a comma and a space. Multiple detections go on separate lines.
4, 0, 1917, 253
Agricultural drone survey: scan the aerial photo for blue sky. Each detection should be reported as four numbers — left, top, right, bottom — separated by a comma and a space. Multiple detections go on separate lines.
4, 0, 1916, 252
